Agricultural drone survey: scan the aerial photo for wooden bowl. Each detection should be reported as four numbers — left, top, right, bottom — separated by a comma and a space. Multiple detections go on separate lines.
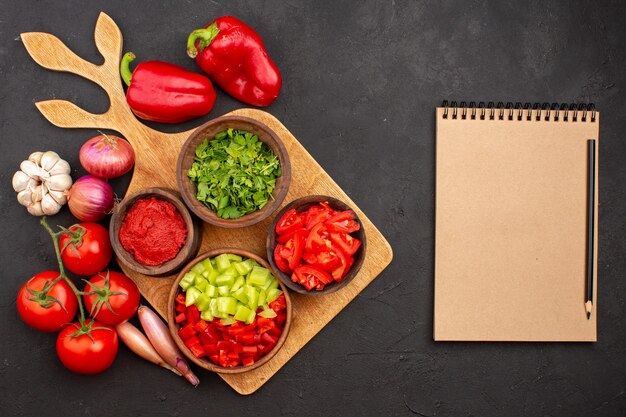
110, 188, 201, 276
176, 116, 291, 228
266, 195, 367, 295
167, 248, 292, 374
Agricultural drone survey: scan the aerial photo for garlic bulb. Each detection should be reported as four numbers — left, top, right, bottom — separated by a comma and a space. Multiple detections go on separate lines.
12, 151, 73, 216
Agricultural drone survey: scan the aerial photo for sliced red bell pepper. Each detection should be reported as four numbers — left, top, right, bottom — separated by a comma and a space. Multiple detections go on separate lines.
194, 319, 210, 333
186, 305, 200, 325
268, 325, 282, 338
276, 312, 286, 327
175, 293, 186, 305
203, 343, 219, 356
175, 303, 187, 314
217, 340, 234, 352
256, 316, 276, 334
178, 324, 197, 341
175, 313, 187, 324
269, 294, 287, 312
242, 356, 255, 367
241, 345, 258, 355
185, 335, 201, 348
330, 232, 361, 256
228, 323, 256, 336
188, 343, 206, 358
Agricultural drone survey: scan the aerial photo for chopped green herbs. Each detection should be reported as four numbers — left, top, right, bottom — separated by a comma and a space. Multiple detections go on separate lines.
187, 128, 282, 219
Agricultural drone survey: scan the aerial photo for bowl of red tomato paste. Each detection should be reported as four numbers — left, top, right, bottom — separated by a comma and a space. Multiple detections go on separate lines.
267, 195, 367, 295
167, 248, 292, 373
110, 188, 201, 276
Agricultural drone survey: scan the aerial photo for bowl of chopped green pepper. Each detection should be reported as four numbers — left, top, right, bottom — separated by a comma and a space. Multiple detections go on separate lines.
177, 116, 291, 228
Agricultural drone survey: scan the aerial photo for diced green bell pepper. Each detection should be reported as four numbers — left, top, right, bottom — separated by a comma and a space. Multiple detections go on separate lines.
248, 266, 271, 287
266, 288, 282, 304
215, 254, 231, 272
227, 254, 243, 263
195, 293, 211, 311
185, 286, 202, 307
216, 274, 235, 287
234, 305, 252, 322
200, 310, 214, 321
216, 297, 238, 315
259, 308, 277, 318
231, 276, 245, 293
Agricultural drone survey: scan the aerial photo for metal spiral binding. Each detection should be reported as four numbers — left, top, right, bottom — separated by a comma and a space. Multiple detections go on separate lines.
441, 101, 596, 122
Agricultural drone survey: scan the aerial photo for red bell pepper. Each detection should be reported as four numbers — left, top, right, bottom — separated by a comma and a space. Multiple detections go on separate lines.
186, 16, 282, 106
120, 52, 216, 124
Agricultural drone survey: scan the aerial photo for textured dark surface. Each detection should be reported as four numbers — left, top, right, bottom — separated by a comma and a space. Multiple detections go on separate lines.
1, 1, 625, 416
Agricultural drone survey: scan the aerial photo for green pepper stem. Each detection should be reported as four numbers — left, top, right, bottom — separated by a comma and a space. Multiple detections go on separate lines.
120, 52, 136, 87
186, 23, 220, 58
41, 217, 86, 322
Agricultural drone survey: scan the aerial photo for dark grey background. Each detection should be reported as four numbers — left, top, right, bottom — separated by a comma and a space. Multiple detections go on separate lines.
1, 1, 624, 416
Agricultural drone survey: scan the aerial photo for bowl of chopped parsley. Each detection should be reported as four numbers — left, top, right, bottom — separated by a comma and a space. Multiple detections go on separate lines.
177, 116, 291, 228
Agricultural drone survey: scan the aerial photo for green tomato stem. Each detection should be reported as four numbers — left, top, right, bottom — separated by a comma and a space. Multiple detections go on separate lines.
40, 217, 86, 322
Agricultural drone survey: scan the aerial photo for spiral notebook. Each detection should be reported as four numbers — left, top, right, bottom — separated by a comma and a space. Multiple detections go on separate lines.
434, 102, 599, 342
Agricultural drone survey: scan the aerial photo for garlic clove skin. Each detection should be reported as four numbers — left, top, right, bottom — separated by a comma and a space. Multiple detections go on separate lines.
27, 201, 45, 216
12, 171, 32, 192
17, 189, 33, 206
48, 159, 71, 176
28, 151, 44, 165
40, 151, 61, 171
41, 193, 62, 215
31, 184, 46, 203
45, 174, 73, 191
49, 189, 68, 205
20, 160, 43, 179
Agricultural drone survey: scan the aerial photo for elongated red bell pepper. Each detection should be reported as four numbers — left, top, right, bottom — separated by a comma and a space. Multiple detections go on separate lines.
186, 16, 282, 107
120, 52, 216, 124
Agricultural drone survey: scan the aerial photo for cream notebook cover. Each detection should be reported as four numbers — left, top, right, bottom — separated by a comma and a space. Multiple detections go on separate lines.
434, 102, 599, 342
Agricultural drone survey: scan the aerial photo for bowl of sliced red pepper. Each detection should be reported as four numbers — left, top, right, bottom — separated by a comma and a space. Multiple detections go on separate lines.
267, 195, 367, 295
167, 248, 292, 373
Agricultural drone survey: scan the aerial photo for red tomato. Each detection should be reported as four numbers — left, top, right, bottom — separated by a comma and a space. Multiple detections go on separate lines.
59, 223, 113, 276
56, 319, 118, 374
82, 271, 140, 325
330, 247, 354, 281
16, 271, 78, 332
273, 245, 291, 273
292, 265, 333, 290
326, 210, 360, 233
304, 205, 332, 230
330, 232, 362, 256
279, 230, 306, 270
305, 223, 331, 252
275, 208, 304, 236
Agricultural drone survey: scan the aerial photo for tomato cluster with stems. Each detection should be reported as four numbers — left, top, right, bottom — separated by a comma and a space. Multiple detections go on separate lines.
15, 217, 139, 374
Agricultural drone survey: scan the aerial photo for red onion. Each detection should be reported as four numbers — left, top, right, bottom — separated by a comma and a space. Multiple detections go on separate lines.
79, 133, 135, 179
67, 175, 115, 221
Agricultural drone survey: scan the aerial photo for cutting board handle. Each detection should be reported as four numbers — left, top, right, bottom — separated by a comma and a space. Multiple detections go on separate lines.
21, 12, 194, 144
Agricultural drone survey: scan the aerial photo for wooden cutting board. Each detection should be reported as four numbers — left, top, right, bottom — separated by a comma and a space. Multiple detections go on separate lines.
21, 12, 393, 395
